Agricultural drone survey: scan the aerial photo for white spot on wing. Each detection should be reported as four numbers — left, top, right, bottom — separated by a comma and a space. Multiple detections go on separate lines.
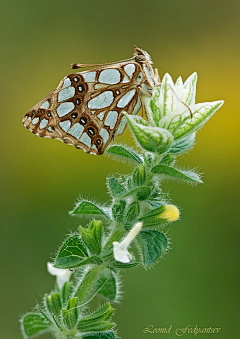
58, 87, 75, 102
79, 132, 91, 148
122, 75, 130, 83
132, 97, 141, 115
82, 71, 96, 82
59, 120, 71, 132
124, 64, 136, 78
88, 91, 114, 109
32, 117, 40, 125
104, 111, 118, 130
40, 101, 50, 109
143, 65, 155, 87
39, 118, 48, 129
100, 128, 109, 146
116, 116, 127, 135
68, 123, 84, 139
62, 78, 71, 88
57, 102, 75, 117
97, 111, 105, 120
27, 117, 32, 122
99, 69, 121, 84
117, 89, 136, 108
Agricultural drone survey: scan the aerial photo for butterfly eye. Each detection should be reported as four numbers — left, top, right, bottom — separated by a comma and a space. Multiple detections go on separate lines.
47, 112, 52, 117
73, 76, 79, 82
78, 85, 84, 92
88, 127, 95, 135
96, 139, 101, 145
71, 113, 78, 118
80, 117, 87, 125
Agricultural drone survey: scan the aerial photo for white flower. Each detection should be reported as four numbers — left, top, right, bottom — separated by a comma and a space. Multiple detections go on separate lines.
47, 262, 72, 288
113, 222, 142, 263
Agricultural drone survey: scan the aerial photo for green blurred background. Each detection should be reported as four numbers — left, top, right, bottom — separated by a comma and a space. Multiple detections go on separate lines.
0, 0, 239, 338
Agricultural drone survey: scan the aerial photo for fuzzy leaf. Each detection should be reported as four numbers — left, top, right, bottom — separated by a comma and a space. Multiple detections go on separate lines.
159, 154, 175, 166
112, 200, 126, 222
77, 303, 115, 333
54, 234, 88, 269
62, 297, 78, 329
132, 164, 146, 186
145, 86, 162, 126
122, 186, 151, 201
138, 230, 168, 267
96, 271, 117, 301
151, 165, 202, 183
106, 145, 143, 164
82, 331, 115, 339
124, 201, 140, 223
80, 220, 102, 255
45, 292, 62, 317
169, 133, 196, 154
125, 114, 174, 154
21, 313, 51, 338
138, 205, 167, 227
61, 282, 73, 305
108, 177, 127, 198
70, 200, 111, 219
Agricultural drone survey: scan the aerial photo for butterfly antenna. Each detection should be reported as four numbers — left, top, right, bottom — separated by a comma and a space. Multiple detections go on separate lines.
71, 57, 135, 69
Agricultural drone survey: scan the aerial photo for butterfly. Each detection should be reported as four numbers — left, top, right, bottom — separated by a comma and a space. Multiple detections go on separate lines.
22, 46, 160, 155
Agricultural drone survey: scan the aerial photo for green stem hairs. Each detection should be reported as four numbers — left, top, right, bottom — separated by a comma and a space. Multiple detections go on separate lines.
20, 71, 223, 339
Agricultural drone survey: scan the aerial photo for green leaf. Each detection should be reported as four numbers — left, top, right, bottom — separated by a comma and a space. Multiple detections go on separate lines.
138, 205, 167, 227
21, 313, 51, 338
62, 297, 78, 329
123, 186, 151, 201
125, 113, 174, 154
96, 271, 117, 301
74, 267, 100, 304
158, 101, 224, 140
151, 165, 202, 183
70, 200, 111, 220
147, 200, 164, 209
138, 230, 168, 267
108, 177, 127, 198
106, 145, 143, 164
82, 331, 115, 339
169, 133, 196, 154
145, 86, 162, 126
54, 234, 88, 269
45, 292, 62, 317
61, 282, 73, 305
112, 200, 126, 223
111, 261, 139, 268
124, 201, 140, 223
80, 220, 103, 255
77, 303, 115, 333
132, 164, 146, 186
159, 154, 175, 166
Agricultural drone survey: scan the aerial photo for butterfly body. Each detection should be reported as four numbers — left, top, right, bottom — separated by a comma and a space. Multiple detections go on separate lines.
23, 46, 159, 155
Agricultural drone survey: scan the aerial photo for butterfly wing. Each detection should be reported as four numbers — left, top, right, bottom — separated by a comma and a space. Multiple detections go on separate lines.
23, 62, 143, 154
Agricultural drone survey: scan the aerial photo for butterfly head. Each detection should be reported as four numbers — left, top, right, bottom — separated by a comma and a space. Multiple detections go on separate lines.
134, 46, 153, 64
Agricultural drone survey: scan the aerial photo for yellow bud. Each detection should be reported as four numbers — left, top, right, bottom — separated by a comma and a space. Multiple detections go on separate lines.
161, 205, 179, 221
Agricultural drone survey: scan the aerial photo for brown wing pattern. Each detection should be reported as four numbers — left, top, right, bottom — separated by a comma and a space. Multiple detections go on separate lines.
23, 62, 144, 155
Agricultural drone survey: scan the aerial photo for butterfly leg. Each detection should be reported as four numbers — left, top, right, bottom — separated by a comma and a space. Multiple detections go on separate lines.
155, 68, 161, 84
